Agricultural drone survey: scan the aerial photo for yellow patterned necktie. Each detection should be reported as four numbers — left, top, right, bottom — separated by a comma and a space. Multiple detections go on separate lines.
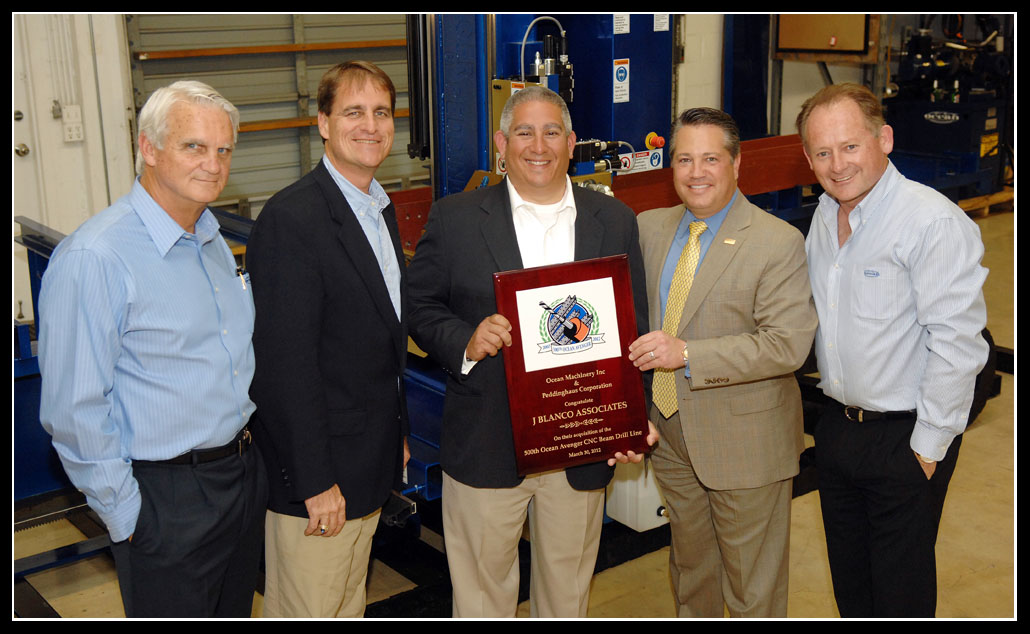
653, 220, 707, 418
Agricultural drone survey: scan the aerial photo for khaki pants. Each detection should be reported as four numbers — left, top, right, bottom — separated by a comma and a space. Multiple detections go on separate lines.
263, 507, 381, 618
442, 470, 604, 618
652, 412, 792, 617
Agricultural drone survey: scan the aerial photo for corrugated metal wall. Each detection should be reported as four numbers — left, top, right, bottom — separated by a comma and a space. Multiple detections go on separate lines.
125, 14, 429, 216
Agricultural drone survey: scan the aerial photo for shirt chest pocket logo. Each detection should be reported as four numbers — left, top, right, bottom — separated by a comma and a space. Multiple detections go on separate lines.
851, 268, 901, 321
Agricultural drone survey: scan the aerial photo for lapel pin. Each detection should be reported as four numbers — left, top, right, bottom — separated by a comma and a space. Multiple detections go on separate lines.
723, 238, 736, 245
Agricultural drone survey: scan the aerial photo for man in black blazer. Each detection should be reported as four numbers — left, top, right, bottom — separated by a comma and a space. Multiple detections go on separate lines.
408, 86, 653, 617
247, 61, 409, 618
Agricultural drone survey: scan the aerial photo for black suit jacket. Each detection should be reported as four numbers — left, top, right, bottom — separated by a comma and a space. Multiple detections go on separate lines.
407, 179, 649, 491
247, 161, 408, 519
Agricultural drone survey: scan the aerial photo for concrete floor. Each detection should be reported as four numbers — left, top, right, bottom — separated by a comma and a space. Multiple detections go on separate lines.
14, 210, 1015, 619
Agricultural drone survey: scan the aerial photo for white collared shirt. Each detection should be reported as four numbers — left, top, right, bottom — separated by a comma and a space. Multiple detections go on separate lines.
507, 175, 578, 268
806, 161, 989, 460
462, 176, 578, 374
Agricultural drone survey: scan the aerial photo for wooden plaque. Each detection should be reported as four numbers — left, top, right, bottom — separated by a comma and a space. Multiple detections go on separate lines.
493, 254, 650, 476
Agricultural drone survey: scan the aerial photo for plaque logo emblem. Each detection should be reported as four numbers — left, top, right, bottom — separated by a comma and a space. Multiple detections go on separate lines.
924, 111, 960, 124
537, 295, 606, 355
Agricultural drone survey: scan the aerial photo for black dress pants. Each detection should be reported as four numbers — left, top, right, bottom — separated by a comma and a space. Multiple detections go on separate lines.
814, 404, 961, 618
109, 442, 268, 618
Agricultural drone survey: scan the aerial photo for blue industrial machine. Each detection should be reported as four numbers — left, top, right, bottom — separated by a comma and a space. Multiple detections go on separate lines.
13, 218, 72, 502
887, 98, 1005, 197
420, 14, 674, 199
884, 14, 1012, 199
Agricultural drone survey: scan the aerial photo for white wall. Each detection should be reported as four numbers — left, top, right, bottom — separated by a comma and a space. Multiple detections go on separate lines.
778, 61, 864, 134
12, 14, 134, 321
673, 14, 865, 136
676, 14, 724, 112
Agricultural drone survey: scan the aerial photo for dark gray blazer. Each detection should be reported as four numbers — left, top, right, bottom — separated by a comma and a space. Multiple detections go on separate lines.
248, 161, 408, 519
407, 179, 649, 490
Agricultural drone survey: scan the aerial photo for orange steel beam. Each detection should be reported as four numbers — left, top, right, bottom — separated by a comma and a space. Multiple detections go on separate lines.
613, 134, 817, 215
239, 109, 410, 133
135, 39, 406, 61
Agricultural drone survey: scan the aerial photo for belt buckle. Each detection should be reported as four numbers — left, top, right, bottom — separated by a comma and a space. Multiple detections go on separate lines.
238, 428, 252, 456
844, 406, 864, 422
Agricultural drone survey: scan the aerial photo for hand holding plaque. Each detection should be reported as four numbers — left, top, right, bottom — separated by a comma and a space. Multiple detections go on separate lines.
493, 254, 652, 476
466, 314, 513, 361
607, 420, 660, 466
628, 330, 688, 371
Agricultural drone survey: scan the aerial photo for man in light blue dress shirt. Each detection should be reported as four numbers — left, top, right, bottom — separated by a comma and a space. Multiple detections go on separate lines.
38, 81, 267, 617
799, 83, 988, 617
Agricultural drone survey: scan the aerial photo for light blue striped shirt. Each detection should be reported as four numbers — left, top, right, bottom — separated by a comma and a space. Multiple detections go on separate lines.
38, 179, 256, 541
322, 155, 401, 319
806, 162, 988, 460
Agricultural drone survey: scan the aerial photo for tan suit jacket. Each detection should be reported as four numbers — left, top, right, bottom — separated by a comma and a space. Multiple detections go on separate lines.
638, 191, 817, 491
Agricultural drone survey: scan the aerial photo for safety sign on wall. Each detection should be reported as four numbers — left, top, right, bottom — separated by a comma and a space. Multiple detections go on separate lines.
613, 59, 629, 104
613, 14, 630, 34
618, 150, 663, 174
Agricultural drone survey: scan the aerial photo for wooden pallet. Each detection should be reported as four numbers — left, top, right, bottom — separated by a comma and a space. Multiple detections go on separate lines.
960, 186, 1014, 217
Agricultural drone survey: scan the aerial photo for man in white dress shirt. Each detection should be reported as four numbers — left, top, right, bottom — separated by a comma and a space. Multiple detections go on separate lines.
798, 82, 989, 617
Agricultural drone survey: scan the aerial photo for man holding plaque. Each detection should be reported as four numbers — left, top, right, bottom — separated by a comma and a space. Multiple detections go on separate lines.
408, 86, 652, 618
628, 108, 817, 617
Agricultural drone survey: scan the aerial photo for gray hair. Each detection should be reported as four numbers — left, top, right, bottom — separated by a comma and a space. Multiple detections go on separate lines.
497, 85, 573, 138
135, 80, 240, 174
669, 107, 741, 159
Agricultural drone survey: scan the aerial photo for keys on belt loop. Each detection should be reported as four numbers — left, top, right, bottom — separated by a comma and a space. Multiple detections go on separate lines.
238, 427, 252, 456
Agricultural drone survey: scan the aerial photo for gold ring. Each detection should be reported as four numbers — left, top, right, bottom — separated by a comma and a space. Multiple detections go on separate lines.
319, 524, 328, 534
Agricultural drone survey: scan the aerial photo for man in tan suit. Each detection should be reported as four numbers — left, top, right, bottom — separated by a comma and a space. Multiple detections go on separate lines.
628, 108, 817, 617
